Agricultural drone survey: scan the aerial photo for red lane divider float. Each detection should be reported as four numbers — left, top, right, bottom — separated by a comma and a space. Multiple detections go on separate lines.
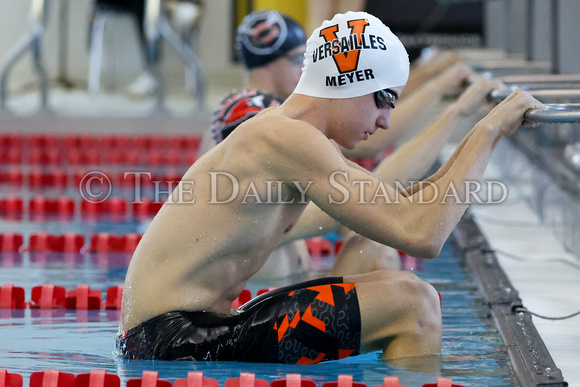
81, 198, 128, 221
225, 373, 269, 387
65, 285, 102, 310
75, 370, 120, 387
132, 199, 163, 220
372, 376, 408, 387
28, 169, 68, 189
0, 134, 201, 167
174, 372, 218, 387
0, 195, 166, 221
0, 198, 24, 220
30, 370, 75, 387
0, 168, 24, 185
105, 286, 124, 310
28, 148, 62, 165
0, 369, 23, 387
0, 285, 274, 312
271, 374, 316, 387
0, 284, 26, 309
29, 233, 85, 253
89, 233, 141, 253
30, 285, 67, 309
127, 371, 172, 387
0, 134, 201, 151
0, 233, 24, 252
0, 370, 465, 387
1, 169, 189, 189
305, 237, 333, 256
29, 196, 75, 219
422, 378, 463, 387
230, 289, 252, 309
323, 375, 366, 387
0, 232, 144, 254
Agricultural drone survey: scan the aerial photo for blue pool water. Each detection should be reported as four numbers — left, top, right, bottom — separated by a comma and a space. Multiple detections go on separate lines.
0, 135, 518, 386
0, 237, 518, 387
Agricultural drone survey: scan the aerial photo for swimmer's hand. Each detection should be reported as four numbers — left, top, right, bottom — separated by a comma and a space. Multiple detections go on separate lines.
481, 89, 545, 137
438, 62, 474, 97
454, 77, 504, 117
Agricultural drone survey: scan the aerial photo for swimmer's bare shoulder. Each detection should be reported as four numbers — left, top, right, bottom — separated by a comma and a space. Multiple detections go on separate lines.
235, 107, 349, 177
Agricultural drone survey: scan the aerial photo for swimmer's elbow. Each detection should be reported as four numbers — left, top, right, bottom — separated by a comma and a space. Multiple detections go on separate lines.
399, 234, 443, 259
418, 241, 443, 259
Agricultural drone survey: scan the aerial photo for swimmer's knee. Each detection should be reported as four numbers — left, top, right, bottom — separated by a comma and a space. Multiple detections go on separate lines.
373, 269, 420, 282
397, 278, 440, 314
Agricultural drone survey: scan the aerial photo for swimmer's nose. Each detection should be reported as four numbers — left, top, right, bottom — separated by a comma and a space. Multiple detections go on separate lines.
376, 113, 391, 130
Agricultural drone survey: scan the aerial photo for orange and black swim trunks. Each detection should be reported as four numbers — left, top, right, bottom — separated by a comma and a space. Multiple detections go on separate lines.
115, 277, 361, 363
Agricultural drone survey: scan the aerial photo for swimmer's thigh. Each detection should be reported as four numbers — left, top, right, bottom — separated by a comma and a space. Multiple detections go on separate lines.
345, 270, 442, 359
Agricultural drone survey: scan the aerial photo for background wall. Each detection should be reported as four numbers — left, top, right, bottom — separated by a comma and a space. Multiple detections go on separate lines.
1, 0, 578, 98
0, 0, 235, 94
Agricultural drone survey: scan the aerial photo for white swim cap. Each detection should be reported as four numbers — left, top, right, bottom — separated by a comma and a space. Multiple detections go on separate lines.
294, 11, 409, 99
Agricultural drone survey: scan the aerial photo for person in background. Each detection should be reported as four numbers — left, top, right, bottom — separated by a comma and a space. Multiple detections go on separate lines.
126, 0, 204, 98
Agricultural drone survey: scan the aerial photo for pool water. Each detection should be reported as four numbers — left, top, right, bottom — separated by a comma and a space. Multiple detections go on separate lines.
0, 239, 518, 387
0, 134, 518, 386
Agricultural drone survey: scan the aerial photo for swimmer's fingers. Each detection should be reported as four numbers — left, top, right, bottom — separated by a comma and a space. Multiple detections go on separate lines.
521, 106, 547, 128
455, 77, 501, 116
440, 62, 474, 95
486, 89, 545, 137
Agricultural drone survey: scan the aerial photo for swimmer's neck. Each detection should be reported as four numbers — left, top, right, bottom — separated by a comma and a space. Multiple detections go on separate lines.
246, 68, 286, 99
276, 94, 331, 134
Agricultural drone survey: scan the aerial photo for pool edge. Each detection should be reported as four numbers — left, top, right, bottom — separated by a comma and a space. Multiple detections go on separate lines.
453, 213, 568, 387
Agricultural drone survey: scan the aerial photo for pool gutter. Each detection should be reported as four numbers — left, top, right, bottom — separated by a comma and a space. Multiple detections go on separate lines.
453, 213, 568, 387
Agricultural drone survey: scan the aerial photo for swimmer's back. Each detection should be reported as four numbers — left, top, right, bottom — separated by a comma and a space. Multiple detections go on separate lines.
120, 109, 314, 331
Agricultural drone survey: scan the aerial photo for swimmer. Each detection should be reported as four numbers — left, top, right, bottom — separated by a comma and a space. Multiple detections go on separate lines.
117, 11, 544, 364
200, 10, 497, 277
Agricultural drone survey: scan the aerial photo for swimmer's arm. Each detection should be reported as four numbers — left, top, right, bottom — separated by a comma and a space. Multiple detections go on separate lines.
282, 158, 374, 244
371, 77, 501, 188
273, 93, 542, 258
404, 50, 462, 97
342, 62, 473, 159
268, 123, 466, 258
282, 202, 342, 244
398, 89, 543, 200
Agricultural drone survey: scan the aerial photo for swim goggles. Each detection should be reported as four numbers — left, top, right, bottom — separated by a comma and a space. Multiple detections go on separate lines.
374, 88, 397, 109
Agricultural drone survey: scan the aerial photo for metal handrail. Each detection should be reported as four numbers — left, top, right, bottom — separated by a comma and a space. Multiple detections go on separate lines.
524, 104, 580, 124
487, 86, 580, 123
515, 83, 580, 90
500, 73, 580, 84
143, 0, 164, 113
143, 0, 206, 113
0, 0, 50, 112
489, 88, 580, 104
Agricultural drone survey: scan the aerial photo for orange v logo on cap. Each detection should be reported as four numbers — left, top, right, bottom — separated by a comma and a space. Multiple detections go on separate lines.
319, 19, 369, 74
